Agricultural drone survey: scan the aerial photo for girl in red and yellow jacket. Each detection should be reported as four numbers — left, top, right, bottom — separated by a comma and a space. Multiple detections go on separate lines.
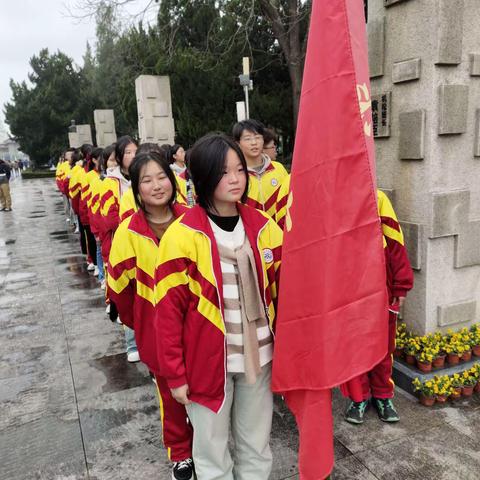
107, 151, 194, 480
79, 147, 101, 272
343, 190, 414, 424
154, 134, 283, 479
99, 136, 138, 263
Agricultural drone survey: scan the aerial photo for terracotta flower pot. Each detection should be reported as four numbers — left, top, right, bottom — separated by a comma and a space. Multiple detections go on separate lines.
405, 354, 416, 365
472, 345, 480, 357
416, 360, 432, 373
432, 355, 446, 369
447, 353, 460, 365
474, 382, 480, 393
451, 387, 462, 399
419, 394, 435, 407
393, 347, 404, 358
462, 350, 472, 362
462, 386, 474, 397
436, 394, 448, 403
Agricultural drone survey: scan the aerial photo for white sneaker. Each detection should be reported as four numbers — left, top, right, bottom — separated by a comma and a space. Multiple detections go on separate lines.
127, 351, 140, 363
93, 266, 99, 277
87, 263, 95, 272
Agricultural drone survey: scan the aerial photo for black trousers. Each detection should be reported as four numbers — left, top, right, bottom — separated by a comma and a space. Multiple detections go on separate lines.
83, 224, 97, 265
78, 218, 87, 256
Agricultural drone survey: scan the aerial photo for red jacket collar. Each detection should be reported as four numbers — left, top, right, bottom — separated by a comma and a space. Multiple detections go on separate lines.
128, 203, 188, 244
179, 203, 269, 237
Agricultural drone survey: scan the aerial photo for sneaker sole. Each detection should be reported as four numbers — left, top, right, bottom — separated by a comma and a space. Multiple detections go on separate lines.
379, 417, 400, 423
171, 472, 193, 480
344, 417, 364, 425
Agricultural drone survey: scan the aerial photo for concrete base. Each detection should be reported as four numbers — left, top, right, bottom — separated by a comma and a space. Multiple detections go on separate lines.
393, 358, 479, 395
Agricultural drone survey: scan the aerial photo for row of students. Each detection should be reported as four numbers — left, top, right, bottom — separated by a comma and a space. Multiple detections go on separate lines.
55, 118, 413, 480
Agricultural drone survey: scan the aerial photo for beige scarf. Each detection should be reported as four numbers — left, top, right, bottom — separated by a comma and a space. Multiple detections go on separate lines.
218, 236, 268, 384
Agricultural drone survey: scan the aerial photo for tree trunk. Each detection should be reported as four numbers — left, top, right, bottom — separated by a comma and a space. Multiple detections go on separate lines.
258, 0, 305, 129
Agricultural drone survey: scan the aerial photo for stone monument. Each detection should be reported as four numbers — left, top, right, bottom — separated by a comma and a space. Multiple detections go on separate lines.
135, 75, 175, 145
68, 123, 93, 148
367, 0, 480, 334
93, 110, 117, 147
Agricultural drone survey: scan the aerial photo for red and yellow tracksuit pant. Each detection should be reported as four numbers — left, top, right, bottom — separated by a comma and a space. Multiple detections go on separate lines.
348, 311, 398, 402
154, 375, 193, 462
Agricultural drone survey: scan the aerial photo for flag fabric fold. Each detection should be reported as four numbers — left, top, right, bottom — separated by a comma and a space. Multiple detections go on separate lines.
271, 0, 389, 478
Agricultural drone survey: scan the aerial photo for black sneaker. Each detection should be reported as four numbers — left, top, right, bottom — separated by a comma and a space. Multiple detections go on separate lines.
373, 397, 400, 422
172, 458, 194, 480
345, 400, 368, 424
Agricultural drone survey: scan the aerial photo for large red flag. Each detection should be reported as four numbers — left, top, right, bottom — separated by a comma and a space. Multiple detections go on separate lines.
271, 0, 389, 478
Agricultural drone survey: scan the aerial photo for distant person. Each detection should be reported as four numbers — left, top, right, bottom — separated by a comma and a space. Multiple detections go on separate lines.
233, 119, 288, 218
262, 128, 278, 162
0, 159, 12, 211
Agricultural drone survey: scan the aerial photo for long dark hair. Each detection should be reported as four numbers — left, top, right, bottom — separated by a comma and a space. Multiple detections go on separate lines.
189, 133, 249, 212
100, 144, 116, 173
129, 151, 177, 211
167, 144, 182, 164
115, 135, 138, 170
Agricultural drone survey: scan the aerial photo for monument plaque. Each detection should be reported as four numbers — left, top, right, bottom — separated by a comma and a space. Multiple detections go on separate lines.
371, 92, 391, 138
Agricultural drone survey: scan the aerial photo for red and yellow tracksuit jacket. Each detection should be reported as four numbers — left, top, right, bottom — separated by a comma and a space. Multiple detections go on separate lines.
274, 174, 291, 230
274, 181, 413, 298
56, 161, 70, 194
154, 203, 283, 413
99, 168, 131, 262
247, 156, 288, 218
119, 187, 137, 223
377, 190, 414, 300
79, 169, 99, 226
107, 204, 187, 374
87, 174, 104, 237
68, 164, 85, 215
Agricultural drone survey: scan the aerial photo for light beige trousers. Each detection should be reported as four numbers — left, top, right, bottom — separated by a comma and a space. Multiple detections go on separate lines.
186, 363, 273, 480
0, 183, 11, 209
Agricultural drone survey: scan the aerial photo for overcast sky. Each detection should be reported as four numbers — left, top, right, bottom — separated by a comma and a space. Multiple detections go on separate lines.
0, 0, 155, 137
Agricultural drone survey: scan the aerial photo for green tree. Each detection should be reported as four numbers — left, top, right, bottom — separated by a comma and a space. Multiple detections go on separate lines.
4, 49, 93, 166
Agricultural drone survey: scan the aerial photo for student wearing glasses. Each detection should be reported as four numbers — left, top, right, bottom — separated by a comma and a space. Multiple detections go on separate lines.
232, 120, 288, 219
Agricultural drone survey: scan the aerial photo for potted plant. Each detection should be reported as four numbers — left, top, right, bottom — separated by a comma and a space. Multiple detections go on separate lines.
432, 335, 447, 368
404, 338, 420, 365
470, 326, 480, 356
433, 375, 452, 403
445, 336, 462, 365
416, 348, 435, 373
459, 328, 473, 361
461, 370, 476, 397
450, 373, 463, 398
412, 378, 436, 406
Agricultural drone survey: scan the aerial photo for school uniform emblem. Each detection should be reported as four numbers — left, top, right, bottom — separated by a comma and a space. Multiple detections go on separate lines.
263, 248, 274, 264
271, 178, 279, 187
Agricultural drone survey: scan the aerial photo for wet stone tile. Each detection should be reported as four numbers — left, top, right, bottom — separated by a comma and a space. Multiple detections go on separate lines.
72, 353, 151, 401
67, 329, 126, 365
0, 415, 87, 480
0, 365, 77, 430
355, 424, 480, 480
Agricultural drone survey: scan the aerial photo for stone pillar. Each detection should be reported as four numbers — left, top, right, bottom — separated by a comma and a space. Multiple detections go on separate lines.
68, 125, 93, 148
135, 75, 175, 144
93, 110, 117, 147
368, 0, 480, 334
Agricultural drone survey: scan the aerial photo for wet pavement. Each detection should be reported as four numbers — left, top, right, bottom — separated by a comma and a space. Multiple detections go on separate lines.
1, 177, 480, 480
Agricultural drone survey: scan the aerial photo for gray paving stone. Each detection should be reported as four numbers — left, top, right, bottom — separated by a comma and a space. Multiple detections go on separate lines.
0, 416, 87, 480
